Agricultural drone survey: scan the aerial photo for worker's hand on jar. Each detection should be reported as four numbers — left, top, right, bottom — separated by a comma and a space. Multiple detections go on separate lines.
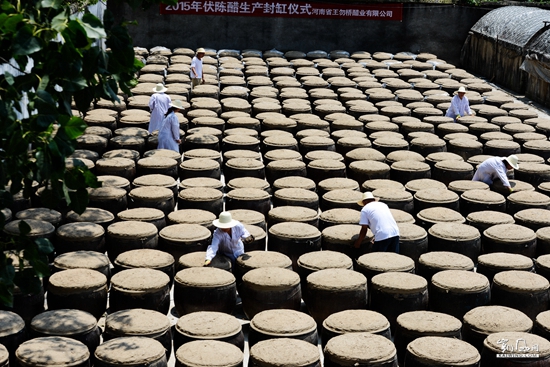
204, 260, 211, 266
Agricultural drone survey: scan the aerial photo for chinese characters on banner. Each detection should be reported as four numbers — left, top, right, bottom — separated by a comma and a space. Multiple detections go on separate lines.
160, 1, 403, 21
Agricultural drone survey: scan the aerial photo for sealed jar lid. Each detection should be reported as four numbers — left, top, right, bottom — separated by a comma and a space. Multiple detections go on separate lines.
178, 188, 224, 201
66, 207, 114, 224
227, 188, 270, 201
180, 158, 219, 171
269, 206, 318, 223
137, 157, 177, 169
114, 249, 174, 269
16, 337, 90, 367
297, 251, 353, 271
4, 219, 54, 237
431, 270, 489, 293
467, 210, 514, 227
483, 332, 550, 358
105, 308, 170, 337
463, 306, 532, 335
56, 222, 104, 241
484, 224, 536, 243
227, 177, 270, 191
111, 268, 170, 293
362, 179, 405, 191
275, 188, 318, 203
415, 189, 459, 204
419, 251, 474, 270
493, 270, 549, 293
53, 251, 109, 271
325, 333, 396, 366
118, 208, 165, 222
371, 272, 427, 293
322, 224, 367, 244
0, 310, 25, 337
31, 309, 97, 336
236, 251, 292, 271
429, 223, 480, 241
95, 337, 165, 366
478, 253, 533, 271
269, 222, 320, 239
448, 180, 489, 193
176, 340, 243, 367
251, 309, 316, 336
515, 209, 550, 227
129, 186, 173, 200
319, 208, 361, 225
307, 269, 366, 291
323, 310, 390, 334
397, 311, 462, 334
508, 191, 550, 206
398, 223, 427, 241
107, 221, 158, 238
273, 176, 315, 191
175, 267, 235, 287
357, 252, 415, 273
243, 267, 300, 288
49, 269, 107, 294
159, 224, 211, 242
407, 337, 480, 365
16, 208, 62, 225
323, 189, 363, 205
417, 207, 465, 224
250, 338, 319, 367
405, 179, 446, 193
176, 311, 241, 339
372, 188, 413, 202
168, 210, 216, 226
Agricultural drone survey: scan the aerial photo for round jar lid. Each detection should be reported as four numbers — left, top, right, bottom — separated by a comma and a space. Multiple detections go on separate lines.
178, 188, 223, 201
268, 222, 320, 239
357, 252, 415, 272
105, 308, 170, 336
323, 310, 390, 334
415, 189, 459, 204
269, 206, 318, 222
250, 338, 319, 366
319, 208, 361, 225
180, 177, 223, 191
371, 272, 427, 293
176, 311, 241, 338
397, 311, 462, 334
159, 223, 211, 242
129, 186, 173, 200
0, 310, 25, 337
31, 309, 97, 336
508, 191, 550, 206
466, 211, 514, 226
16, 337, 90, 367
484, 224, 536, 243
419, 251, 474, 270
398, 223, 427, 241
478, 253, 533, 270
461, 189, 505, 204
227, 188, 270, 201
463, 306, 532, 334
107, 221, 157, 238
325, 333, 396, 365
48, 269, 107, 294
227, 177, 270, 191
493, 270, 549, 293
243, 267, 299, 288
297, 251, 353, 271
53, 251, 109, 271
307, 269, 366, 291
176, 340, 243, 367
322, 224, 365, 244
95, 337, 165, 365
16, 208, 62, 224
250, 309, 316, 336
56, 222, 104, 241
428, 223, 480, 241
274, 188, 318, 202
168, 210, 216, 225
175, 267, 236, 287
66, 207, 114, 223
114, 249, 174, 269
111, 268, 170, 293
372, 188, 412, 202
417, 208, 465, 224
483, 332, 550, 357
431, 270, 489, 293
4, 219, 55, 237
405, 179, 446, 193
137, 157, 177, 169
236, 251, 292, 271
118, 208, 165, 222
407, 336, 480, 365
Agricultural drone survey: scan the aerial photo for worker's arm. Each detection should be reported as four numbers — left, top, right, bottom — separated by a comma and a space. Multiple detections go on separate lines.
354, 225, 369, 248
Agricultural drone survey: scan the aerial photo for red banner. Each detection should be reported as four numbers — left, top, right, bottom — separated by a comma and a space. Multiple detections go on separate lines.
160, 1, 403, 20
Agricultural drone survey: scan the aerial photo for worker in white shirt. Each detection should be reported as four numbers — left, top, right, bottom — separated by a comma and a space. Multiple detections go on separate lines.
204, 212, 254, 267
445, 86, 475, 122
190, 48, 206, 89
472, 155, 519, 193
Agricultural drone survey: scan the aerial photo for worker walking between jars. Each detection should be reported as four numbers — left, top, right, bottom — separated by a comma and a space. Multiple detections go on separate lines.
157, 100, 183, 152
472, 155, 519, 194
204, 212, 255, 267
148, 83, 171, 133
190, 48, 206, 89
445, 86, 475, 122
354, 192, 400, 253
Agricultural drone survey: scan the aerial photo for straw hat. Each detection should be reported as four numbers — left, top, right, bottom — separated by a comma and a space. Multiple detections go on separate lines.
196, 48, 206, 54
153, 83, 168, 93
170, 100, 184, 109
357, 192, 378, 206
457, 86, 466, 93
505, 155, 519, 170
213, 211, 238, 229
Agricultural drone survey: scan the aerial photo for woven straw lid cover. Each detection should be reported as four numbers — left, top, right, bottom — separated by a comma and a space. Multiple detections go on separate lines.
372, 188, 412, 202
4, 219, 54, 236
118, 208, 165, 221
415, 189, 458, 203
111, 268, 169, 292
105, 308, 169, 336
243, 267, 299, 288
178, 187, 223, 201
180, 158, 219, 170
417, 207, 465, 224
88, 186, 127, 199
159, 223, 210, 242
275, 188, 318, 202
297, 250, 352, 271
269, 206, 318, 222
407, 336, 479, 365
236, 251, 291, 270
96, 337, 165, 365
114, 249, 174, 268
372, 272, 427, 293
432, 270, 489, 293
405, 179, 446, 193
493, 270, 549, 292
478, 252, 533, 270
484, 224, 536, 243
307, 269, 366, 290
251, 309, 316, 335
464, 306, 532, 334
323, 189, 363, 204
250, 338, 318, 367
16, 337, 90, 367
53, 251, 109, 270
175, 267, 235, 287
0, 310, 24, 336
398, 223, 427, 241
509, 191, 550, 205
31, 309, 97, 335
322, 224, 366, 244
323, 310, 389, 334
397, 311, 462, 333
107, 221, 157, 238
176, 311, 241, 338
177, 341, 237, 367
49, 269, 106, 294
66, 207, 114, 223
429, 222, 480, 241
420, 251, 474, 271
56, 222, 104, 240
16, 208, 61, 223
137, 156, 177, 169
227, 188, 270, 200
269, 222, 320, 239
325, 333, 396, 365
357, 252, 415, 272
484, 332, 550, 357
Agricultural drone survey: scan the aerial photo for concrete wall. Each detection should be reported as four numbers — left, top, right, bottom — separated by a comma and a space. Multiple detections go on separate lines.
110, 3, 490, 66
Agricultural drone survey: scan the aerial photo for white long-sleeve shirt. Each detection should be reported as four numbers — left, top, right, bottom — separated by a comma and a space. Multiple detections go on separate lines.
190, 56, 203, 79
157, 112, 180, 152
445, 95, 472, 121
472, 157, 511, 187
148, 92, 171, 133
205, 222, 250, 261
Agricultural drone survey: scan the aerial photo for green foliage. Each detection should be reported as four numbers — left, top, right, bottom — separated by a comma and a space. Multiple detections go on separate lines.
0, 0, 175, 306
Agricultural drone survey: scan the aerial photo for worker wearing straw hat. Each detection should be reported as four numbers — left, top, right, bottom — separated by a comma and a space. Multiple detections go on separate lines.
157, 100, 183, 152
445, 86, 475, 122
473, 155, 519, 194
148, 83, 171, 133
190, 48, 206, 89
204, 212, 255, 267
354, 192, 400, 253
